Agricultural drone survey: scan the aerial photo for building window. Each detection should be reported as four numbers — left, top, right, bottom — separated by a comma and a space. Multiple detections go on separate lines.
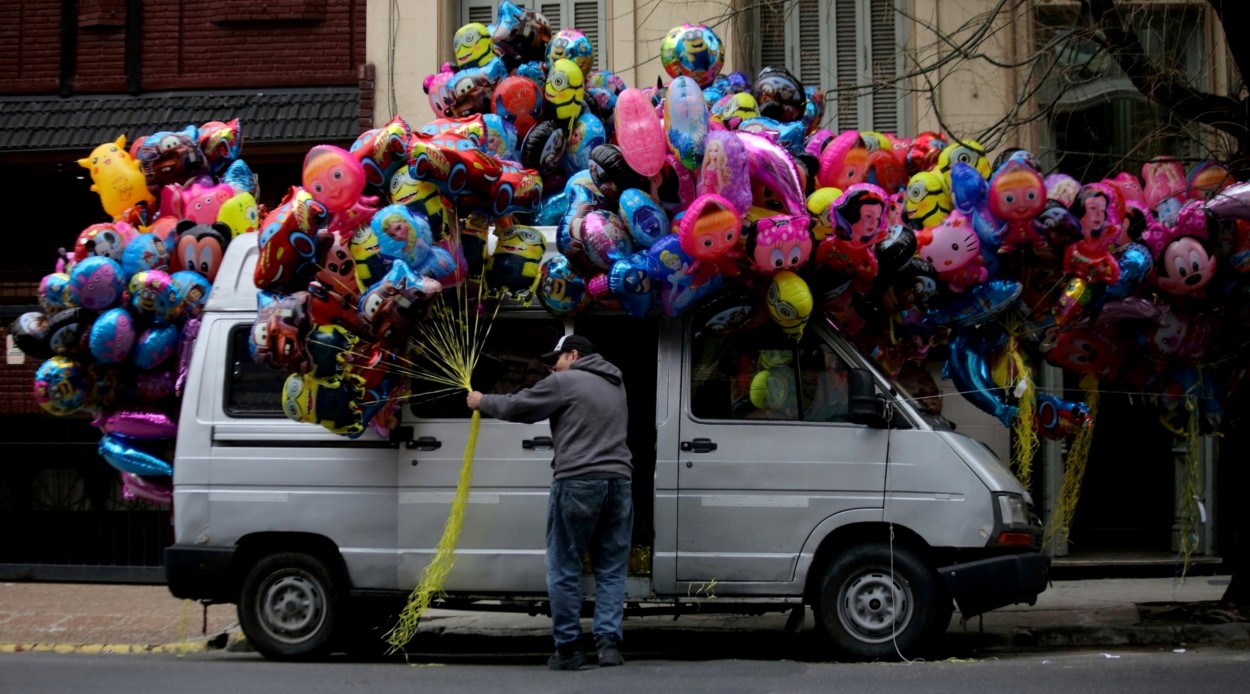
1036, 5, 1208, 180
753, 0, 907, 134
459, 0, 605, 70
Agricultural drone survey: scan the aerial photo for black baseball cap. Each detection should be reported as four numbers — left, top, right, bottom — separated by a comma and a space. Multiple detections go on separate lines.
540, 334, 595, 363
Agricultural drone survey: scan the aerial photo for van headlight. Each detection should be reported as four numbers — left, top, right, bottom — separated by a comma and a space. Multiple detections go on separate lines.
996, 493, 1030, 527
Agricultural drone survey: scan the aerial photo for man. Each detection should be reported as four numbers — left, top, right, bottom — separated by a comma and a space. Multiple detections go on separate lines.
467, 334, 633, 671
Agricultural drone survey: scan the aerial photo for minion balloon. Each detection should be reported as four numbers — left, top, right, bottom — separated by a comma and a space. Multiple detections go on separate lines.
453, 23, 495, 69
487, 225, 546, 295
936, 139, 990, 190
281, 373, 366, 437
903, 170, 952, 229
544, 58, 586, 132
766, 270, 813, 340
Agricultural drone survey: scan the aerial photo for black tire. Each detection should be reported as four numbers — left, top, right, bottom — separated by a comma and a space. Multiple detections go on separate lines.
813, 543, 947, 660
238, 552, 342, 660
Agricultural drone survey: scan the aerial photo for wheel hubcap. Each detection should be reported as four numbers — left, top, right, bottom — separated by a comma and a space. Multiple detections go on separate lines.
838, 568, 912, 644
258, 571, 326, 644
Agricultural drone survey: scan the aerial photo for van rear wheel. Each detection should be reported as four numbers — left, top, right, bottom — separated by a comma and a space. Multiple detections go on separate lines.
814, 543, 947, 660
239, 552, 342, 660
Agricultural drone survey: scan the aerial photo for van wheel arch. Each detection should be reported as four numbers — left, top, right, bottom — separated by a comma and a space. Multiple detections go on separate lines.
229, 533, 350, 604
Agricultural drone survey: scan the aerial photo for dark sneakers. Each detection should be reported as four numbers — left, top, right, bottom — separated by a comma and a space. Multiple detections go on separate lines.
547, 645, 586, 671
596, 643, 625, 667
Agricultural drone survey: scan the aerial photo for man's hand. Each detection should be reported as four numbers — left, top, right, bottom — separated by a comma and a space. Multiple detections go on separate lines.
466, 390, 483, 410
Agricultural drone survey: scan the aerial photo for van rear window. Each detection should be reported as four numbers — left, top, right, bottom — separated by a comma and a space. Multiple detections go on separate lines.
225, 323, 285, 417
689, 324, 851, 423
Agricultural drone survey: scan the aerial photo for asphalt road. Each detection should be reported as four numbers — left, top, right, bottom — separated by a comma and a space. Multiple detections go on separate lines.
2, 646, 1248, 694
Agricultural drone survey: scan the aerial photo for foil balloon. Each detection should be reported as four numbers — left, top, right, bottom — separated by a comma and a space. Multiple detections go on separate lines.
425, 64, 457, 118
302, 144, 379, 235
121, 472, 173, 505
216, 191, 261, 238
537, 255, 591, 318
133, 323, 179, 370
172, 270, 213, 319
121, 232, 171, 279
199, 118, 243, 174
563, 110, 606, 174
491, 0, 552, 68
479, 113, 518, 161
89, 307, 136, 364
614, 88, 667, 177
128, 270, 184, 322
134, 127, 209, 194
99, 434, 173, 477
68, 256, 125, 311
251, 291, 313, 371
737, 131, 806, 216
1142, 156, 1187, 224
453, 22, 495, 68
45, 307, 93, 356
40, 274, 71, 314
486, 226, 546, 295
752, 65, 806, 123
816, 131, 868, 191
1035, 395, 1091, 440
619, 188, 670, 248
544, 58, 586, 131
34, 356, 87, 415
588, 144, 649, 203
1105, 242, 1153, 300
917, 212, 988, 293
988, 160, 1047, 252
580, 210, 636, 271
493, 74, 545, 141
666, 24, 723, 87
358, 262, 441, 346
646, 234, 719, 318
691, 284, 765, 335
904, 170, 952, 229
766, 270, 813, 340
255, 188, 326, 291
606, 252, 655, 319
649, 152, 698, 213
95, 408, 178, 439
944, 330, 1016, 427
173, 220, 232, 282
806, 187, 843, 241
370, 204, 454, 278
664, 76, 709, 172
519, 120, 568, 176
697, 130, 751, 214
1065, 184, 1123, 285
77, 135, 156, 220
745, 214, 813, 275
9, 312, 52, 360
936, 139, 991, 189
1045, 172, 1081, 208
710, 91, 758, 130
73, 222, 131, 263
547, 28, 595, 75
678, 193, 744, 279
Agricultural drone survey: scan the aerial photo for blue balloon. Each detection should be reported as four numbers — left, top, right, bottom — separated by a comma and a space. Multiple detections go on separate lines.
737, 117, 806, 157
171, 270, 212, 318
944, 329, 1017, 427
121, 232, 171, 279
563, 111, 607, 175
221, 158, 256, 195
89, 307, 137, 364
133, 323, 179, 369
619, 188, 670, 248
608, 252, 655, 319
99, 433, 173, 477
1105, 242, 1154, 300
904, 279, 1022, 328
535, 191, 571, 226
480, 113, 518, 161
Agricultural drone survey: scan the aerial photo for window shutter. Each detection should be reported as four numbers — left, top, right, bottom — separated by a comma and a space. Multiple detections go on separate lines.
833, 0, 861, 131
460, 0, 495, 27
867, 0, 902, 133
541, 3, 562, 29
758, 0, 789, 73
796, 0, 822, 88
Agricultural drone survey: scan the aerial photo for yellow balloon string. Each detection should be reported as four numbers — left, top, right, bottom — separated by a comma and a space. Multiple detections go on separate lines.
385, 410, 480, 655
1044, 372, 1099, 551
991, 331, 1038, 486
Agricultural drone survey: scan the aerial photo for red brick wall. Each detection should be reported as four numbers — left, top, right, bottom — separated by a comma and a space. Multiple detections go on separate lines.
0, 0, 366, 94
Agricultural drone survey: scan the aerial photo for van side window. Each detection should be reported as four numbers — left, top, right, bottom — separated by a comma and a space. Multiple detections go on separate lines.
225, 323, 285, 416
689, 326, 850, 423
409, 316, 564, 419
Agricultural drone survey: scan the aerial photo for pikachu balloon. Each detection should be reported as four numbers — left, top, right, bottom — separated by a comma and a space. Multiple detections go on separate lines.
78, 135, 155, 220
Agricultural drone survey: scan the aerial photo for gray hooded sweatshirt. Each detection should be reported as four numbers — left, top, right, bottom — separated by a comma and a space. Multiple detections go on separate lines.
478, 352, 633, 480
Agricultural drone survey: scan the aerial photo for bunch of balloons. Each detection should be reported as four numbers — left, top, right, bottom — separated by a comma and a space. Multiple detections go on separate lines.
10, 120, 258, 503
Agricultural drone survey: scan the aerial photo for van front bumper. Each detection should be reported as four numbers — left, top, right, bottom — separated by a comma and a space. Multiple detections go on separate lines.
937, 552, 1050, 618
165, 545, 237, 603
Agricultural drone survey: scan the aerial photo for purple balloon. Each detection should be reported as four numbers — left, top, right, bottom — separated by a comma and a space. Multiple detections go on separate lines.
120, 471, 172, 504
697, 131, 751, 215
735, 131, 805, 217
581, 210, 635, 271
94, 408, 178, 439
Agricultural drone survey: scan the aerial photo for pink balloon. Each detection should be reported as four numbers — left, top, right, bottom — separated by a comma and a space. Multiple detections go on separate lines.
94, 408, 178, 439
697, 131, 751, 215
120, 471, 172, 504
614, 88, 667, 177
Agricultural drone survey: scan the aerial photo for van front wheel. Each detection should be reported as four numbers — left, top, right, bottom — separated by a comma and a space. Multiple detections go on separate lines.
239, 552, 341, 660
814, 543, 944, 660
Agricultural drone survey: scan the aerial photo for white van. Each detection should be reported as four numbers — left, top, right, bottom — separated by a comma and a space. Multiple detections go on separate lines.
166, 231, 1048, 660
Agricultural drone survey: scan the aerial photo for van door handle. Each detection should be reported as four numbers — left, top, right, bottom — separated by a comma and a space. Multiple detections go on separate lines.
411, 436, 441, 451
681, 438, 718, 453
523, 436, 554, 451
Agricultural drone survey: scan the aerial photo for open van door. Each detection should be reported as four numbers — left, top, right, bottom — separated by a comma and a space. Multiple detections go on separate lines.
395, 313, 565, 593
674, 320, 890, 586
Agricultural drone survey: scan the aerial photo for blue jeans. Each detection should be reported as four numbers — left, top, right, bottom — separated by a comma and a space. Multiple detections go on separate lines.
546, 477, 633, 649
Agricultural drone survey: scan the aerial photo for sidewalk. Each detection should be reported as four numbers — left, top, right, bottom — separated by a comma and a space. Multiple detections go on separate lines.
0, 577, 1246, 656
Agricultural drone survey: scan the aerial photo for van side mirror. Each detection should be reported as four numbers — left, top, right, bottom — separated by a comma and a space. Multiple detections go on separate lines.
847, 368, 887, 427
